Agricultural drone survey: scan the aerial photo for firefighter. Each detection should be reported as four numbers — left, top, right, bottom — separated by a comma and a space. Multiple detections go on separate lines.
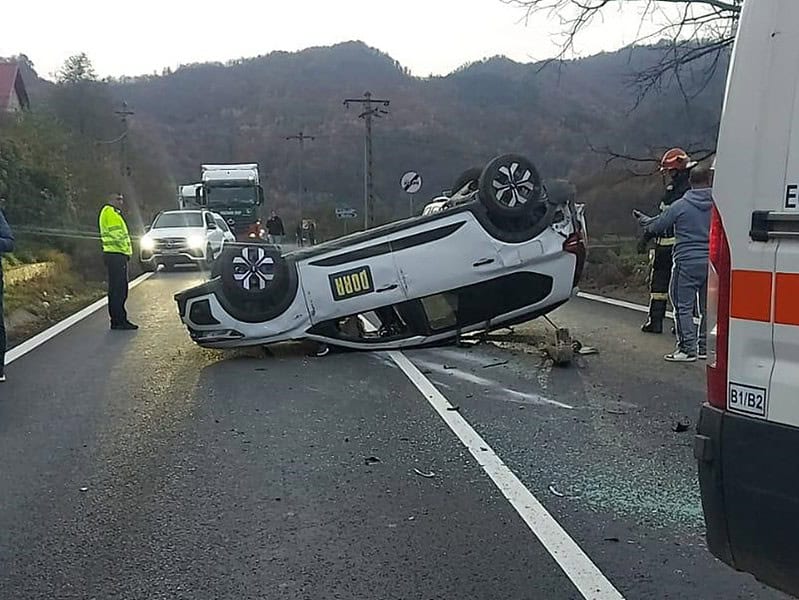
99, 193, 137, 330
638, 148, 696, 334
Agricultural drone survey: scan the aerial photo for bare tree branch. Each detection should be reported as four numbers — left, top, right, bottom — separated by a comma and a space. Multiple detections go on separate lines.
504, 0, 742, 100
586, 137, 716, 175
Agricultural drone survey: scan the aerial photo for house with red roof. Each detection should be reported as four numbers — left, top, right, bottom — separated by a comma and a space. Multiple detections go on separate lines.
0, 62, 30, 112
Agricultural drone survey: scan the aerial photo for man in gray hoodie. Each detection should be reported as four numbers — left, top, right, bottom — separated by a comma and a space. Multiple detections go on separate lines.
636, 166, 713, 362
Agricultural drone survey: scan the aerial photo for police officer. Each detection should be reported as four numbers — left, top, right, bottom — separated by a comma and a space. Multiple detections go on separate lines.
99, 193, 137, 330
638, 148, 696, 334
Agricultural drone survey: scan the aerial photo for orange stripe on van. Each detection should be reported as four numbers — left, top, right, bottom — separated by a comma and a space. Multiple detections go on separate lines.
730, 270, 772, 322
775, 273, 799, 326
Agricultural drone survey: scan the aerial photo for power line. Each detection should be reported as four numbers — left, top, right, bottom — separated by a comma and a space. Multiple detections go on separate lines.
343, 91, 390, 229
285, 131, 315, 223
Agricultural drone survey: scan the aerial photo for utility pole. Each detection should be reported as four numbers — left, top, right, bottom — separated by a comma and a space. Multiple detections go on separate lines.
114, 101, 134, 177
344, 91, 390, 229
285, 131, 315, 224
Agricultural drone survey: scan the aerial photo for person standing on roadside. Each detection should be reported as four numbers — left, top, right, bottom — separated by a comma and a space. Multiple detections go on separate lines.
265, 210, 285, 246
0, 200, 15, 383
99, 193, 137, 331
636, 165, 713, 363
638, 148, 696, 334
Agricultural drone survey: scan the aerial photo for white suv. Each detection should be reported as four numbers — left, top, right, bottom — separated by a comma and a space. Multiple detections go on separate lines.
140, 209, 235, 271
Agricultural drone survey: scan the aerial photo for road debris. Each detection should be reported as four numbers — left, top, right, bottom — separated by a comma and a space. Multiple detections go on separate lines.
443, 364, 455, 370
604, 537, 620, 543
482, 360, 509, 369
672, 420, 691, 433
576, 346, 599, 355
364, 456, 382, 465
413, 468, 436, 479
446, 405, 460, 412
546, 327, 574, 366
548, 484, 565, 498
79, 486, 89, 492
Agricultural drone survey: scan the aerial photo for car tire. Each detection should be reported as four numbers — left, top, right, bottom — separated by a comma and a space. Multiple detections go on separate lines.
141, 261, 156, 273
452, 167, 482, 196
219, 242, 289, 301
478, 154, 543, 217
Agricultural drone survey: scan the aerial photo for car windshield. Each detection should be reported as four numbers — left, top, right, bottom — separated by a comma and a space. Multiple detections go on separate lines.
207, 186, 257, 207
153, 212, 204, 228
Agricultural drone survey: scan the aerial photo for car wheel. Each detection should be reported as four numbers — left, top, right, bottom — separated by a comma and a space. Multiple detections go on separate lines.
452, 167, 482, 196
478, 154, 543, 217
219, 243, 288, 301
140, 261, 156, 273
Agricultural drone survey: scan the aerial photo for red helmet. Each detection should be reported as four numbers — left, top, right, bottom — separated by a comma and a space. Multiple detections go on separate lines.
660, 148, 692, 172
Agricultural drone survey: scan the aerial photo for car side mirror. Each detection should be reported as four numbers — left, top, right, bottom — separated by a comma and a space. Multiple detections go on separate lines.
207, 222, 218, 230
144, 225, 151, 232
257, 185, 264, 206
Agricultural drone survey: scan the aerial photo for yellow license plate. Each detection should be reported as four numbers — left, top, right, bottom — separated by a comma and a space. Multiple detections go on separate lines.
329, 266, 374, 301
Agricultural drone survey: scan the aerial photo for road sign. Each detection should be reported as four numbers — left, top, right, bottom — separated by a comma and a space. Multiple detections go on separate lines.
400, 171, 422, 195
336, 208, 358, 219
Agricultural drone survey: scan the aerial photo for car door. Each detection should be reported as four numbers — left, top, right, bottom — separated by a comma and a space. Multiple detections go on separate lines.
298, 234, 406, 324
391, 211, 503, 300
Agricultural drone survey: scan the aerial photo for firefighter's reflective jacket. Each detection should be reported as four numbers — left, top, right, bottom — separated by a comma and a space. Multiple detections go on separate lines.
99, 204, 132, 256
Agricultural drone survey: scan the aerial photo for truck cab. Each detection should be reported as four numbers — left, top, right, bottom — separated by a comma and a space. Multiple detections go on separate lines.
178, 183, 202, 209
198, 163, 265, 241
696, 1, 799, 596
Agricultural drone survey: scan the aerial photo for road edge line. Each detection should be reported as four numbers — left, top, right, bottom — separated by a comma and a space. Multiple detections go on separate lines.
5, 271, 154, 366
577, 291, 688, 322
388, 350, 625, 600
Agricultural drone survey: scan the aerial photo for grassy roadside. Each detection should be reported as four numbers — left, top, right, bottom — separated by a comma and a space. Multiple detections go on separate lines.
3, 251, 106, 346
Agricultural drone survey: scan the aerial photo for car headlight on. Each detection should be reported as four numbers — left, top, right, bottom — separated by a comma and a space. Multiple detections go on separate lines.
140, 235, 155, 251
188, 235, 205, 249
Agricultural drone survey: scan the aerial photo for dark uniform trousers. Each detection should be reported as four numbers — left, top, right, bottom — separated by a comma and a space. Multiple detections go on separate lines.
104, 252, 129, 326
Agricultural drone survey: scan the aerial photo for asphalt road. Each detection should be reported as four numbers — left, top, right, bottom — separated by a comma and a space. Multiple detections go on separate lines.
0, 271, 787, 599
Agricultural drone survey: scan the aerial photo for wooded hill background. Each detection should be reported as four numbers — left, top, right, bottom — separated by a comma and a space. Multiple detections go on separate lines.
2, 39, 726, 244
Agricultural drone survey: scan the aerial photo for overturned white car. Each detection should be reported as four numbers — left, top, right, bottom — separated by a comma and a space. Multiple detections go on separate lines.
175, 154, 587, 350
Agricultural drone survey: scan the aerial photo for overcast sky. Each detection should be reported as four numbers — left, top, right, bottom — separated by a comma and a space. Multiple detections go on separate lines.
3, 0, 673, 79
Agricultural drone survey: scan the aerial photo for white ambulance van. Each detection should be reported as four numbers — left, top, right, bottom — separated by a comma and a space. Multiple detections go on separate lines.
696, 1, 799, 596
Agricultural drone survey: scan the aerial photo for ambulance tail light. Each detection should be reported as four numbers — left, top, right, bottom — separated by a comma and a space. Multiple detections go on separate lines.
707, 203, 731, 409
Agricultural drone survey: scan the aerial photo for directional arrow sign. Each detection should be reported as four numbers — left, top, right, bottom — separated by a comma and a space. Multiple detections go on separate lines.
336, 208, 358, 219
400, 171, 422, 194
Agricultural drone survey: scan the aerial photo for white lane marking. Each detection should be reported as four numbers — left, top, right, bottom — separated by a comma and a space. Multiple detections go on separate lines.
428, 347, 498, 366
577, 291, 699, 324
5, 272, 154, 366
389, 350, 624, 600
577, 292, 650, 315
414, 358, 573, 410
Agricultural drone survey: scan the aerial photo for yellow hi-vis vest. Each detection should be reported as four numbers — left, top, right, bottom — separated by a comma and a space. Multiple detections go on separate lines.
99, 205, 132, 256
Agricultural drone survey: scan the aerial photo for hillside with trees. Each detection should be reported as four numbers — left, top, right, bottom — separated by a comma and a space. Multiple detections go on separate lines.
105, 40, 726, 238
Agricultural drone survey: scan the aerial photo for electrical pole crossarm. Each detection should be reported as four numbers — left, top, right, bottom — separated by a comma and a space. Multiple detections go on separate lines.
342, 92, 391, 230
